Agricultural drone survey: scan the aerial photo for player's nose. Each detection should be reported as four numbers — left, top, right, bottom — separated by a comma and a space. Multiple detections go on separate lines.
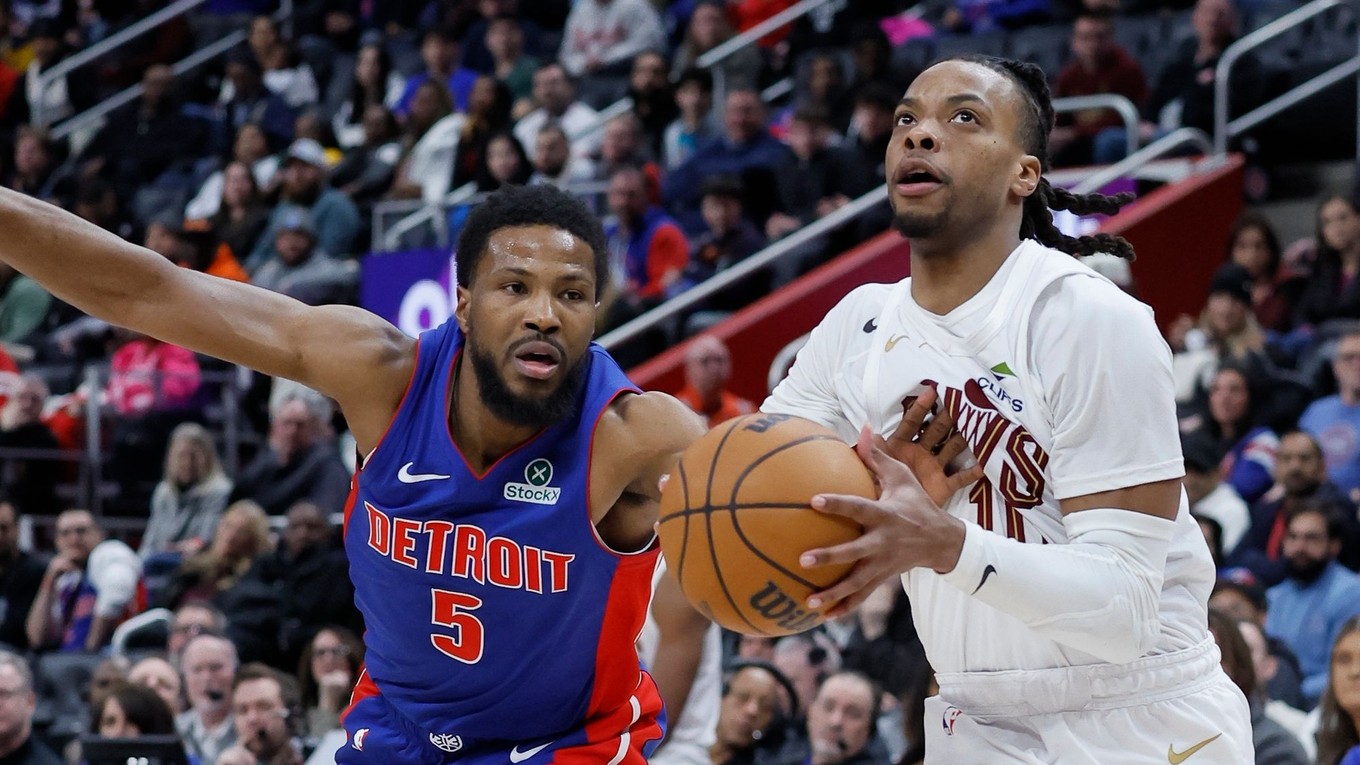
522, 289, 561, 334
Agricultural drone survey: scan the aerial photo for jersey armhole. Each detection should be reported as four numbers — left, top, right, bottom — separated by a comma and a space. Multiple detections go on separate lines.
585, 388, 660, 559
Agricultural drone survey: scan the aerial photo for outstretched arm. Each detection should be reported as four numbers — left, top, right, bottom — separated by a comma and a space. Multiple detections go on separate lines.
648, 570, 713, 734
0, 189, 413, 450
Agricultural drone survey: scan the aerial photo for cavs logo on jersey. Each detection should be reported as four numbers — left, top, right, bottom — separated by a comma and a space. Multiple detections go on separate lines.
504, 458, 560, 505
936, 377, 1049, 543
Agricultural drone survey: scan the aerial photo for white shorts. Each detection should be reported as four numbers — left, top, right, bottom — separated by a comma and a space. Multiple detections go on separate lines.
924, 639, 1253, 764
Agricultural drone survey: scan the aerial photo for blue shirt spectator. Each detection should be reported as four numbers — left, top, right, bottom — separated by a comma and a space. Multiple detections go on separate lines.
393, 27, 479, 116
1300, 332, 1360, 503
248, 139, 361, 271
1266, 504, 1360, 706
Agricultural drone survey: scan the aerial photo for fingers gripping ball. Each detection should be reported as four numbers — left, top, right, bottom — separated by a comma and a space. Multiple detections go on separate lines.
658, 413, 874, 636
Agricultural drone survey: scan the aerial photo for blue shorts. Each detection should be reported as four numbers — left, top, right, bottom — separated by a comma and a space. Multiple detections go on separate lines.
336, 675, 666, 765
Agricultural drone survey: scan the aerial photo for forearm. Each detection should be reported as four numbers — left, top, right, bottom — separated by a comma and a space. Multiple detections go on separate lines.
85, 614, 116, 651
939, 509, 1175, 664
24, 579, 56, 648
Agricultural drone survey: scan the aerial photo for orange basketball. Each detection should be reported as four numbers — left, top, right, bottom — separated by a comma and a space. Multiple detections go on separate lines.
658, 413, 875, 636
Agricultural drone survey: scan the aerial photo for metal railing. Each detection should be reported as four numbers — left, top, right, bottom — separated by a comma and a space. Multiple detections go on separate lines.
1214, 0, 1359, 153
1053, 94, 1140, 159
694, 0, 826, 69
1070, 127, 1214, 195
40, 0, 294, 141
598, 186, 890, 350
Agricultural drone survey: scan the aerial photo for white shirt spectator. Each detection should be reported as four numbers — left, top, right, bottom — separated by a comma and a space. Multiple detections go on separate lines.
559, 0, 666, 77
514, 103, 602, 161
1192, 481, 1251, 557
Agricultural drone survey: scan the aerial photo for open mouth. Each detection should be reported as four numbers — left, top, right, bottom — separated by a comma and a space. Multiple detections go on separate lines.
512, 340, 563, 381
894, 161, 945, 197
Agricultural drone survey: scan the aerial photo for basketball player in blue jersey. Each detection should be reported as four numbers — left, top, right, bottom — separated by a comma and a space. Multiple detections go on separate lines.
0, 183, 710, 764
763, 57, 1255, 762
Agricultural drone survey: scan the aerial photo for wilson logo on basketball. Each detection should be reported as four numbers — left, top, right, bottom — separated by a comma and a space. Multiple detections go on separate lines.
749, 581, 820, 633
503, 459, 560, 505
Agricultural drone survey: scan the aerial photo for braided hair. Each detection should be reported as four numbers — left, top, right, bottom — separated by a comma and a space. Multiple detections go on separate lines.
947, 55, 1137, 261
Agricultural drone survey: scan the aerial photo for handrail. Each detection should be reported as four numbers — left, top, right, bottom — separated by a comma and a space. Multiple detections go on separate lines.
1228, 56, 1360, 138
1052, 94, 1140, 159
1071, 127, 1213, 194
378, 182, 478, 251
695, 0, 827, 69
43, 0, 294, 139
34, 0, 212, 126
1214, 0, 1350, 153
599, 185, 890, 350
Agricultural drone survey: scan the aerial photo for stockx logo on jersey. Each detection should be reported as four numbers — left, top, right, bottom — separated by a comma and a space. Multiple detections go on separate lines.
504, 458, 560, 505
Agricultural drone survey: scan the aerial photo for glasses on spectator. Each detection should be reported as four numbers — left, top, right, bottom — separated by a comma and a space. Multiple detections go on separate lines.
171, 623, 210, 638
314, 646, 350, 659
1337, 352, 1360, 364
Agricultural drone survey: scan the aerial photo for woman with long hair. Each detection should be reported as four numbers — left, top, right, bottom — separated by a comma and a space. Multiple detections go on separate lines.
140, 422, 233, 557
1182, 362, 1279, 510
211, 160, 271, 262
90, 681, 178, 738
475, 130, 531, 191
330, 42, 404, 149
671, 1, 763, 91
297, 625, 364, 736
451, 75, 513, 190
1295, 195, 1360, 327
160, 500, 273, 608
1225, 212, 1304, 333
1315, 615, 1360, 764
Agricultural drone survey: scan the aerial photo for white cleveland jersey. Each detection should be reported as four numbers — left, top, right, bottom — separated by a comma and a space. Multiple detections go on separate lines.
764, 240, 1216, 674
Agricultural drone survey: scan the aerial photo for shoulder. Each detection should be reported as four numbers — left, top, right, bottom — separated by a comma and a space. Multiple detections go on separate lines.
602, 390, 707, 458
1029, 256, 1158, 342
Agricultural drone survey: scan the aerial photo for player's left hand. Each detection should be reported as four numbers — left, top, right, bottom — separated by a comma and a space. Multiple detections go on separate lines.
882, 386, 982, 507
799, 426, 971, 618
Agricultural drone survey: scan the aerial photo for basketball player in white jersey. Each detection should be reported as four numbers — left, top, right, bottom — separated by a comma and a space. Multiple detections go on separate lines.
762, 56, 1253, 763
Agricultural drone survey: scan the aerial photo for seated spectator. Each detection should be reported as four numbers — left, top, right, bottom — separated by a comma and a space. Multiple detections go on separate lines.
5, 126, 67, 202
529, 122, 596, 189
250, 208, 357, 306
767, 106, 874, 243
664, 89, 793, 236
0, 650, 60, 764
485, 14, 538, 110
847, 83, 895, 183
449, 75, 515, 192
559, 0, 664, 79
671, 1, 762, 91
227, 501, 354, 667
219, 50, 295, 156
1206, 609, 1309, 765
627, 50, 676, 155
1314, 615, 1360, 765
788, 53, 854, 135
216, 664, 304, 765
251, 139, 362, 269
1051, 11, 1149, 168
331, 106, 402, 209
388, 81, 461, 202
1225, 213, 1304, 334
1266, 502, 1360, 707
0, 375, 60, 516
513, 63, 602, 160
839, 581, 925, 705
1300, 330, 1360, 502
19, 18, 97, 126
1211, 577, 1308, 710
771, 670, 889, 765
186, 122, 280, 222
0, 252, 50, 347
1183, 362, 1279, 505
1186, 431, 1253, 561
675, 335, 754, 428
78, 64, 210, 200
297, 625, 363, 738
1294, 195, 1360, 328
328, 41, 403, 151
710, 662, 794, 765
603, 165, 689, 329
231, 15, 319, 110
394, 26, 478, 117
176, 633, 238, 764
474, 130, 532, 191
90, 681, 178, 739
162, 500, 272, 608
73, 176, 140, 242
593, 114, 658, 190
1170, 263, 1270, 404
25, 509, 142, 652
231, 388, 350, 517
167, 603, 227, 665
1238, 430, 1360, 586
148, 218, 250, 284
663, 68, 719, 171
104, 328, 201, 417
0, 502, 41, 651
676, 175, 767, 312
128, 655, 183, 715
141, 423, 233, 558
1238, 619, 1314, 760
773, 632, 841, 723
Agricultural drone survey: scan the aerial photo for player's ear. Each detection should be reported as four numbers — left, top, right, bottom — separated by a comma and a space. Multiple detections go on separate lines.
1011, 154, 1041, 199
455, 285, 471, 332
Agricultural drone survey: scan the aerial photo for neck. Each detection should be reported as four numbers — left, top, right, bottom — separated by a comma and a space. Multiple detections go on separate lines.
908, 226, 1022, 314
709, 741, 737, 764
451, 356, 541, 472
199, 705, 229, 727
1342, 387, 1360, 407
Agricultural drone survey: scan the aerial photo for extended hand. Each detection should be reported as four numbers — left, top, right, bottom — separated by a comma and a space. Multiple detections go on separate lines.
881, 386, 983, 507
800, 426, 969, 618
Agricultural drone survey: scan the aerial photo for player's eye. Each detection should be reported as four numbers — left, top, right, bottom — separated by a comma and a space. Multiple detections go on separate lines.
503, 282, 526, 294
952, 110, 978, 124
894, 112, 914, 127
562, 290, 585, 302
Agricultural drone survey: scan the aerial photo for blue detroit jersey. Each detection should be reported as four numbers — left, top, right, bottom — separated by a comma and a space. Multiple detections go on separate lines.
342, 320, 663, 757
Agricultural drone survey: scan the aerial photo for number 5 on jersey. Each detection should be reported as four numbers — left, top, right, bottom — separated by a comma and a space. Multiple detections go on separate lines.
431, 589, 485, 664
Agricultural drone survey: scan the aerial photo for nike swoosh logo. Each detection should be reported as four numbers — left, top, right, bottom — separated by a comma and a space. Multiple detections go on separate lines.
509, 741, 554, 763
397, 462, 450, 483
884, 334, 907, 352
971, 564, 996, 595
863, 317, 878, 333
1168, 733, 1221, 764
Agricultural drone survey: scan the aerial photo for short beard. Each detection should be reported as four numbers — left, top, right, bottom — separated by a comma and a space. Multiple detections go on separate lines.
891, 207, 948, 240
1285, 556, 1329, 585
467, 338, 587, 428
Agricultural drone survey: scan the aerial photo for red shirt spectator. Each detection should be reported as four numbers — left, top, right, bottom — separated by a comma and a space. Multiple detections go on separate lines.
675, 335, 754, 428
1055, 12, 1149, 138
106, 333, 202, 416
